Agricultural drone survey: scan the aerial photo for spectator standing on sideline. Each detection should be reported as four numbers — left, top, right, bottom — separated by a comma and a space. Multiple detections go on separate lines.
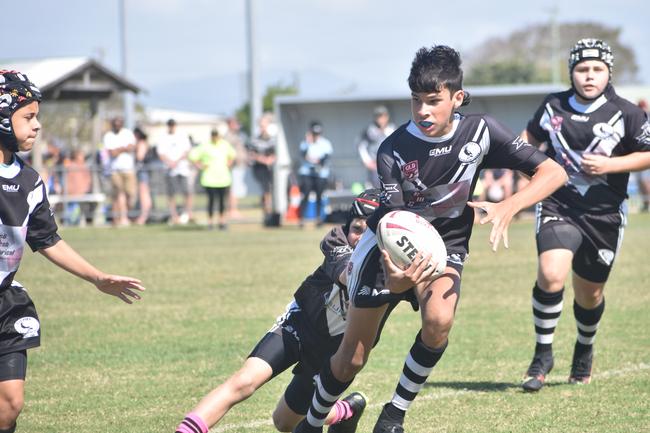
62, 149, 92, 225
156, 119, 194, 225
358, 105, 395, 188
298, 121, 333, 227
133, 127, 152, 225
189, 129, 236, 230
480, 168, 514, 203
102, 116, 137, 227
247, 113, 276, 219
224, 117, 248, 219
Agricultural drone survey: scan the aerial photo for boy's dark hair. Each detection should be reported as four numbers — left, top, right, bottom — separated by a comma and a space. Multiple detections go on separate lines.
408, 45, 466, 98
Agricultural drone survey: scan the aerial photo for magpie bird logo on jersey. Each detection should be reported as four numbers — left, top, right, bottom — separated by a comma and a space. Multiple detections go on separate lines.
458, 142, 482, 163
551, 115, 563, 132
635, 121, 650, 145
14, 317, 39, 339
402, 161, 419, 180
2, 184, 19, 192
597, 249, 615, 266
593, 122, 615, 139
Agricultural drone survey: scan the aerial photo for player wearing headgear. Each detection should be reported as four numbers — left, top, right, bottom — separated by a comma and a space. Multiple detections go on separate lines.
292, 45, 567, 433
0, 70, 145, 432
176, 189, 423, 433
519, 39, 650, 392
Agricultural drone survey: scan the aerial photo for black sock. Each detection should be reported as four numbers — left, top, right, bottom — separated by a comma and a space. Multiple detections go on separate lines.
384, 402, 406, 422
0, 424, 16, 433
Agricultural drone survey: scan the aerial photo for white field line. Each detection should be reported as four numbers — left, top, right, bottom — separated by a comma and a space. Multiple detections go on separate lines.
211, 362, 650, 432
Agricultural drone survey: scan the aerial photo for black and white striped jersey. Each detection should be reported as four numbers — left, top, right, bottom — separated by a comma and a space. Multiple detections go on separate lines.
0, 156, 60, 290
292, 226, 353, 339
367, 114, 548, 255
527, 85, 650, 212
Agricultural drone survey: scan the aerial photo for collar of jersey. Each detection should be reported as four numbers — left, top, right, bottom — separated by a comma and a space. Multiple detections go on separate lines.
406, 114, 460, 143
568, 93, 607, 114
0, 156, 20, 179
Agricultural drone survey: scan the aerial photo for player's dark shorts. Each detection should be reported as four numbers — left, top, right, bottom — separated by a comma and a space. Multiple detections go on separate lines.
535, 198, 626, 283
252, 164, 272, 193
348, 230, 466, 309
165, 174, 189, 197
0, 350, 27, 381
248, 304, 338, 414
0, 284, 40, 364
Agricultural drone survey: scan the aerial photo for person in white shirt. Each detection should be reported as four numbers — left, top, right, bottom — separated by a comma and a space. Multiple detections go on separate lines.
358, 105, 395, 188
297, 121, 333, 227
156, 119, 194, 224
102, 117, 136, 227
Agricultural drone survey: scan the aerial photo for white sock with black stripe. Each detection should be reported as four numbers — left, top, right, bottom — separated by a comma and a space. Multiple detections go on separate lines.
387, 332, 447, 418
532, 283, 564, 354
304, 360, 352, 430
573, 299, 605, 349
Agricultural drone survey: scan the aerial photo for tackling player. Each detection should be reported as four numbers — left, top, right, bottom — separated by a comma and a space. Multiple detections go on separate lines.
175, 190, 428, 433
292, 45, 567, 433
0, 70, 145, 433
520, 39, 650, 391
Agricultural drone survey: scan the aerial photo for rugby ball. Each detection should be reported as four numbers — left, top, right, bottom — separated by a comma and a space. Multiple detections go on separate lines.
376, 210, 447, 276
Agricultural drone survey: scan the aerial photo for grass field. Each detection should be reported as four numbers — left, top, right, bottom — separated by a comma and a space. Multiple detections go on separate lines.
17, 214, 650, 433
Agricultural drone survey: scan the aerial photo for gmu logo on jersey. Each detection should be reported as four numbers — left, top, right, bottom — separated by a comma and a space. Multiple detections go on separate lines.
2, 184, 19, 192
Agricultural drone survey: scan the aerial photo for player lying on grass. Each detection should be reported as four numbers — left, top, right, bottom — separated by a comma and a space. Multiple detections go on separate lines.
0, 70, 145, 433
293, 45, 567, 433
175, 189, 433, 433
520, 38, 650, 392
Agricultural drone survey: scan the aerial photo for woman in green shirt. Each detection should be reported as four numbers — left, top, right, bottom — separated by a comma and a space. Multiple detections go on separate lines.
189, 129, 236, 229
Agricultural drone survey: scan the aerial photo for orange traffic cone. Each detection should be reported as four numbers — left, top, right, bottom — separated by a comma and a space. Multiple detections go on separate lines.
286, 184, 301, 222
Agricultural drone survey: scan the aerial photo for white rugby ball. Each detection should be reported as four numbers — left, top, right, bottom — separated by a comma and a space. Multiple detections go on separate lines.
376, 210, 447, 276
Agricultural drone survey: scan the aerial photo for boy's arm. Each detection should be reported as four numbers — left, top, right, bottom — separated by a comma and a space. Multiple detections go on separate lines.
38, 240, 145, 304
376, 139, 405, 211
581, 151, 650, 175
468, 158, 567, 251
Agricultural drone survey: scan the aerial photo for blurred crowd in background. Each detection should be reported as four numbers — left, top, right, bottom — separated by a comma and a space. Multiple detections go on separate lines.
25, 99, 650, 229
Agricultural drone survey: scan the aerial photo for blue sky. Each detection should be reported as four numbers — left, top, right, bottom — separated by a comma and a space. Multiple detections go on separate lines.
5, 0, 649, 115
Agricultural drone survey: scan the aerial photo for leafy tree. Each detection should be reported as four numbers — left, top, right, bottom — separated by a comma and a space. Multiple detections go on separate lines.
236, 81, 298, 134
465, 21, 638, 85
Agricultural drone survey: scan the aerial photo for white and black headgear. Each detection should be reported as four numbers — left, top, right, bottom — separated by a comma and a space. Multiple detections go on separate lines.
0, 70, 42, 152
344, 188, 380, 234
568, 38, 614, 76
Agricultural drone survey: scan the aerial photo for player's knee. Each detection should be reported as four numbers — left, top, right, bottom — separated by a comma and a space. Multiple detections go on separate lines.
421, 315, 453, 347
537, 271, 565, 292
0, 394, 23, 428
229, 370, 260, 399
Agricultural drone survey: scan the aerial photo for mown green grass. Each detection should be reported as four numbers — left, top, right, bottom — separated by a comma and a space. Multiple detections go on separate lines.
17, 215, 650, 433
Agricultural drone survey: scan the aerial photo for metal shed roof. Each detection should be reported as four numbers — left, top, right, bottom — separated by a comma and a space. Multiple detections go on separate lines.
1, 57, 142, 100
